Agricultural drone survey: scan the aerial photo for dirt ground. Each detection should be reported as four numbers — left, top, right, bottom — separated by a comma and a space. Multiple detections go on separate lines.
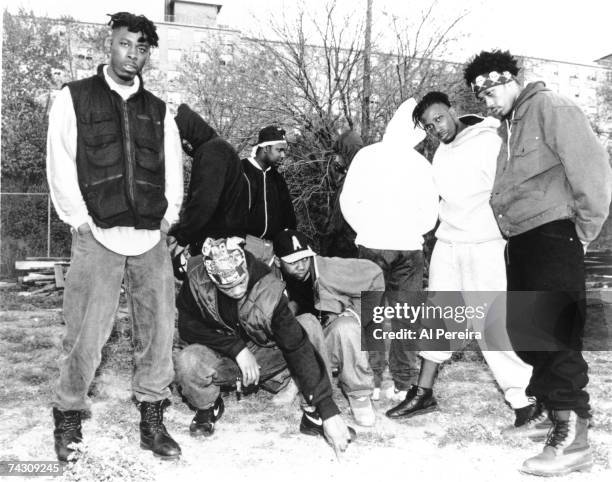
0, 289, 611, 482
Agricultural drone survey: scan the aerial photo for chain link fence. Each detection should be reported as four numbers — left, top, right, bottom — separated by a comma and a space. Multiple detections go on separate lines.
0, 192, 71, 277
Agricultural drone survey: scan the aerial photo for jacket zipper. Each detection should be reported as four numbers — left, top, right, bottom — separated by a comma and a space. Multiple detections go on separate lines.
261, 170, 268, 238
121, 100, 136, 216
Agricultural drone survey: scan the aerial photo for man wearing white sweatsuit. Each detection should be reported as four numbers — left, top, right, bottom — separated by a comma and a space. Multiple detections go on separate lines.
386, 91, 534, 426
340, 98, 439, 399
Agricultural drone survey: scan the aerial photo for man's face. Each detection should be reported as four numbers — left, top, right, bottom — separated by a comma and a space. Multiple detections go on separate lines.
330, 153, 347, 187
264, 143, 287, 167
477, 82, 518, 119
216, 275, 249, 299
280, 257, 312, 282
420, 103, 458, 144
108, 27, 150, 85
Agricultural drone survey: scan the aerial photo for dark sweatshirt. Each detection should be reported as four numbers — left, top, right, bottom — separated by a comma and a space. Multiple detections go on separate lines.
241, 157, 296, 240
169, 104, 248, 253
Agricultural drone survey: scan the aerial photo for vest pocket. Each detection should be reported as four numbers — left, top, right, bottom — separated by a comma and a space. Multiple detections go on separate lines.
134, 179, 166, 217
84, 134, 122, 167
135, 137, 163, 172
85, 176, 130, 221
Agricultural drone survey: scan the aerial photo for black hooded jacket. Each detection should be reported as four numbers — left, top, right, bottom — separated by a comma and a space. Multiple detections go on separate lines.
169, 104, 248, 253
321, 130, 363, 258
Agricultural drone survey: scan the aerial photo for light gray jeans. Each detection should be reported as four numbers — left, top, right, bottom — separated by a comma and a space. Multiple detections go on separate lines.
53, 230, 175, 411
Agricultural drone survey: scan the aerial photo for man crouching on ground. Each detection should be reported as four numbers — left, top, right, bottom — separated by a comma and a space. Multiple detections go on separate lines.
272, 229, 383, 427
174, 237, 353, 454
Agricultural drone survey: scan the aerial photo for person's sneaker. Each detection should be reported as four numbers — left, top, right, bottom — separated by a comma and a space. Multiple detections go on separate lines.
190, 397, 224, 437
520, 410, 593, 477
52, 408, 83, 462
299, 409, 356, 440
385, 385, 437, 419
384, 386, 407, 402
348, 396, 376, 427
502, 403, 552, 441
371, 387, 381, 401
271, 379, 299, 406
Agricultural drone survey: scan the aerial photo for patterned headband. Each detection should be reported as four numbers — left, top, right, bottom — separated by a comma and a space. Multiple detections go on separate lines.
471, 70, 514, 95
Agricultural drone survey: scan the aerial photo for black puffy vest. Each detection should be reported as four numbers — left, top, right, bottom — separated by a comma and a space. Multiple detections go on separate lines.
67, 65, 167, 229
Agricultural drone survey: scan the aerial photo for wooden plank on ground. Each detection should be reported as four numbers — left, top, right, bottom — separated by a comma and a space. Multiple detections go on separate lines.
15, 260, 70, 271
54, 264, 65, 288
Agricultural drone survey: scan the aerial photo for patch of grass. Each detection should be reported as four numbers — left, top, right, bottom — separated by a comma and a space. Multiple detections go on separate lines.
437, 423, 498, 447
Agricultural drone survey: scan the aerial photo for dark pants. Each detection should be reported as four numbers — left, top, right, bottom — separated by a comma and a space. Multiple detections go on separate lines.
505, 220, 589, 418
359, 246, 423, 390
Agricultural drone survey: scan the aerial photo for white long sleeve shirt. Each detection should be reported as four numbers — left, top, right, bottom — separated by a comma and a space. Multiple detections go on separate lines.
46, 66, 183, 256
340, 98, 439, 250
433, 116, 504, 243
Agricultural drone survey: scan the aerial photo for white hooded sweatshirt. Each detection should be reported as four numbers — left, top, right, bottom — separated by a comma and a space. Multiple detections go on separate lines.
340, 99, 439, 250
432, 115, 503, 243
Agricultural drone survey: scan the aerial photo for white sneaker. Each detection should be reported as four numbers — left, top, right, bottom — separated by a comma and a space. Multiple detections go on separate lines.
349, 396, 376, 427
271, 379, 299, 406
384, 386, 407, 402
371, 387, 381, 401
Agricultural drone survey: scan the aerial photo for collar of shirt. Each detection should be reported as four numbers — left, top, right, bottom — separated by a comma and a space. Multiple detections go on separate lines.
103, 65, 140, 101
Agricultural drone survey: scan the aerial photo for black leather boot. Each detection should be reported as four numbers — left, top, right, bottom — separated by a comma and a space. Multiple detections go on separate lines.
139, 400, 181, 460
385, 385, 437, 419
190, 397, 224, 437
521, 410, 592, 476
53, 408, 83, 462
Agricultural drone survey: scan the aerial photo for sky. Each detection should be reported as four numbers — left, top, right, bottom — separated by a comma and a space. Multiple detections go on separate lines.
4, 0, 612, 65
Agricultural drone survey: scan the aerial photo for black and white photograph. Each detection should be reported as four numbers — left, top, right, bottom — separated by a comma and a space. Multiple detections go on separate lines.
1, 0, 611, 480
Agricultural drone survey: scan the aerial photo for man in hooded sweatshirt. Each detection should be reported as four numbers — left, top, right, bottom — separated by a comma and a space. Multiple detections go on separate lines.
320, 130, 363, 258
386, 91, 534, 429
463, 50, 611, 477
340, 98, 439, 402
168, 104, 248, 277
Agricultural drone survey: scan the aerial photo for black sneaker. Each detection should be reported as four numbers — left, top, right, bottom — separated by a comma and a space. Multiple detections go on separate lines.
385, 385, 438, 419
190, 397, 224, 437
299, 410, 356, 440
503, 403, 552, 441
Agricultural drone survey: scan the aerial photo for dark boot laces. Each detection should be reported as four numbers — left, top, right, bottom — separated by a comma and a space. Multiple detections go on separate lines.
545, 419, 570, 448
141, 401, 169, 434
59, 411, 81, 433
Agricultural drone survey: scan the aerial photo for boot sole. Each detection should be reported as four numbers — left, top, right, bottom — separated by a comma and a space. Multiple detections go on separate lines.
520, 457, 593, 477
140, 442, 181, 460
386, 404, 438, 420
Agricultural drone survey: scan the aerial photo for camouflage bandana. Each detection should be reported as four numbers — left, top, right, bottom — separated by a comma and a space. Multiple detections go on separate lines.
471, 70, 514, 95
202, 237, 247, 287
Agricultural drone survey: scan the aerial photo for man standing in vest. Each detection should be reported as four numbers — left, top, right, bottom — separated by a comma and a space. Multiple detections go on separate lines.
242, 126, 297, 265
46, 12, 183, 461
174, 237, 353, 455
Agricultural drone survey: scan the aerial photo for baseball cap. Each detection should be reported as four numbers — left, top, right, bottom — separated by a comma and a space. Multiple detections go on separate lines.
273, 229, 316, 263
257, 125, 286, 146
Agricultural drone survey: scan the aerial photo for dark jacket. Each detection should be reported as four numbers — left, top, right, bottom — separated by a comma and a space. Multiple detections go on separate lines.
169, 104, 248, 253
67, 64, 167, 229
491, 82, 611, 241
177, 251, 339, 419
321, 131, 363, 257
241, 158, 296, 240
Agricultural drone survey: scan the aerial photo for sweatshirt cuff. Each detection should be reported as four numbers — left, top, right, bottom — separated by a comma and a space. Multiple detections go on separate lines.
316, 396, 340, 421
228, 339, 248, 359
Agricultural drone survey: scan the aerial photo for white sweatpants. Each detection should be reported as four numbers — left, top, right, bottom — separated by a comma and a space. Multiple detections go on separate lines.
420, 239, 532, 409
